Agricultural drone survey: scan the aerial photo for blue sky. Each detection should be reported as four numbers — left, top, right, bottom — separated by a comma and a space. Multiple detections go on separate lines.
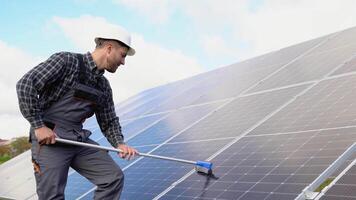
1, 0, 245, 68
1, 0, 355, 139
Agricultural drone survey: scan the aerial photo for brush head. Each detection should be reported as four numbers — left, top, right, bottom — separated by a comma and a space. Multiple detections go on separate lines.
195, 161, 213, 175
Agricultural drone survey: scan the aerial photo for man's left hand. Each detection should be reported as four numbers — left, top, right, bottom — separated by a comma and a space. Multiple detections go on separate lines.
117, 144, 138, 160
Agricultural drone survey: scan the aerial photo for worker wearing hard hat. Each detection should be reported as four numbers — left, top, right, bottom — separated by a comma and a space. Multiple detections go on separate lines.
16, 27, 138, 199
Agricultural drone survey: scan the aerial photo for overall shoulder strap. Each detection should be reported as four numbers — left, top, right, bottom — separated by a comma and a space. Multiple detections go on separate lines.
76, 53, 86, 84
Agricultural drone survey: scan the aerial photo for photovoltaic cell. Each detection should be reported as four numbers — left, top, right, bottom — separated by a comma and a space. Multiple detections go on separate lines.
310, 26, 356, 55
188, 65, 282, 105
116, 86, 164, 115
127, 101, 225, 146
331, 55, 356, 76
148, 35, 328, 114
247, 44, 356, 93
159, 128, 356, 200
249, 74, 356, 136
120, 76, 204, 119
170, 84, 308, 142
65, 139, 159, 199
147, 65, 277, 114
64, 115, 165, 199
79, 139, 231, 200
121, 113, 167, 140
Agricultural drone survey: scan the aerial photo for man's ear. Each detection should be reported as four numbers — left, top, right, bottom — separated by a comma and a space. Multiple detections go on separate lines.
106, 44, 112, 54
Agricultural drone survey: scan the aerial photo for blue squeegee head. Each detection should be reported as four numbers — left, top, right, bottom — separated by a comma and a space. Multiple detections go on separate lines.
195, 161, 213, 175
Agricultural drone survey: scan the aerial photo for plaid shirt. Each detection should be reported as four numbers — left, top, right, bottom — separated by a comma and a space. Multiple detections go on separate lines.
16, 52, 124, 147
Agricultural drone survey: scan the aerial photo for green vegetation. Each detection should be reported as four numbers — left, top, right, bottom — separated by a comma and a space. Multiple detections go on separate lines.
314, 177, 335, 192
0, 155, 11, 164
0, 136, 31, 164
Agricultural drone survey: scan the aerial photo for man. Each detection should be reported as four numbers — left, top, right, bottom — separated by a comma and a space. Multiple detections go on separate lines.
16, 28, 138, 199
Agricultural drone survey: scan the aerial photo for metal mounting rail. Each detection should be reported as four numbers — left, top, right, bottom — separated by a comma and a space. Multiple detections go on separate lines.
295, 143, 355, 200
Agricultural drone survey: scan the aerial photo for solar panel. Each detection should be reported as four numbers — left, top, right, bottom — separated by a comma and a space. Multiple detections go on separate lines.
3, 26, 356, 200
120, 76, 204, 119
171, 84, 308, 142
247, 44, 356, 93
65, 116, 163, 199
250, 74, 356, 136
122, 113, 168, 140
80, 139, 231, 200
311, 27, 356, 54
158, 128, 356, 200
127, 101, 226, 146
147, 34, 329, 113
331, 56, 356, 76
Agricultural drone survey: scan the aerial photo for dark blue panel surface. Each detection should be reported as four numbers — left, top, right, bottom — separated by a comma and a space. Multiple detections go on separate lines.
122, 113, 167, 141
171, 84, 308, 142
65, 138, 158, 199
160, 128, 356, 200
120, 77, 203, 119
148, 35, 327, 114
120, 139, 230, 200
79, 139, 230, 200
247, 44, 356, 93
127, 101, 224, 146
250, 74, 356, 136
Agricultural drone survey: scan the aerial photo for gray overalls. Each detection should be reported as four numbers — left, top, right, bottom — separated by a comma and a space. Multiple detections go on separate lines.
30, 54, 124, 200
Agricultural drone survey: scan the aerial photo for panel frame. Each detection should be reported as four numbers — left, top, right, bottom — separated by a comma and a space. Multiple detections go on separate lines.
295, 143, 356, 200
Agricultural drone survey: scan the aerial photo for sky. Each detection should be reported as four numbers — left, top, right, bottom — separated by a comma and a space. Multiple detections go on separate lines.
0, 0, 355, 140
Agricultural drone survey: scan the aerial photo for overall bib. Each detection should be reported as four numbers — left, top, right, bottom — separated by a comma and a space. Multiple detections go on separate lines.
30, 54, 124, 200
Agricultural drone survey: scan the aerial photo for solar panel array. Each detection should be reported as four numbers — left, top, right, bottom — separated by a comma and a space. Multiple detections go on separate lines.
69, 27, 356, 200
1, 27, 356, 200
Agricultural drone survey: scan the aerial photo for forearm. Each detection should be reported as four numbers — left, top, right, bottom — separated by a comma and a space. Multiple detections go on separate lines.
100, 117, 125, 147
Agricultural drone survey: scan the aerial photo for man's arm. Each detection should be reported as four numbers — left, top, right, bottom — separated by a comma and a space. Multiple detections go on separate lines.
95, 81, 137, 160
16, 52, 67, 128
16, 52, 67, 143
95, 86, 125, 147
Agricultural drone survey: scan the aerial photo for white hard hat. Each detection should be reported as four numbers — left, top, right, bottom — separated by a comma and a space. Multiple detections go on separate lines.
95, 28, 135, 56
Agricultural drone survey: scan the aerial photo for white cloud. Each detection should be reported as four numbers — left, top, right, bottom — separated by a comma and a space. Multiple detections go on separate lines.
52, 15, 203, 102
0, 41, 40, 139
0, 41, 40, 87
115, 0, 356, 61
115, 0, 174, 24
200, 35, 239, 58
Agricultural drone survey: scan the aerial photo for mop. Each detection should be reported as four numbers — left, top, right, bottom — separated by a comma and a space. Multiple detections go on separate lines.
55, 138, 213, 175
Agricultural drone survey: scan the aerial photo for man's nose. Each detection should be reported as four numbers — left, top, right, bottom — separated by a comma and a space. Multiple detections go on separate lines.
121, 58, 125, 65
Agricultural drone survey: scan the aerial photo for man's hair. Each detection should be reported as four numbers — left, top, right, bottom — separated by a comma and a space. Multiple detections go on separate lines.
95, 38, 129, 49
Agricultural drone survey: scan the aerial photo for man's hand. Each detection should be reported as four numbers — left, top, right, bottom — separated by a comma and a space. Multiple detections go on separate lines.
117, 144, 138, 160
35, 126, 56, 145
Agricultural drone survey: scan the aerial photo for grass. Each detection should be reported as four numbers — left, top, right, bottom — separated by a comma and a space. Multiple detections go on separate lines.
314, 177, 335, 192
0, 155, 11, 164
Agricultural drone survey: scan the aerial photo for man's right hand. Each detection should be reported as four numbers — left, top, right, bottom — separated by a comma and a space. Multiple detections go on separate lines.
35, 126, 56, 145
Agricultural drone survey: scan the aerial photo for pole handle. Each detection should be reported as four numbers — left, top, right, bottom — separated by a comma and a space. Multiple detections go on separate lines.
55, 138, 123, 153
55, 138, 196, 165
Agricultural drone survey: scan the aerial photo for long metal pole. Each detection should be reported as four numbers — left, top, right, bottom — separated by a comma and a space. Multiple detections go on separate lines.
55, 138, 196, 165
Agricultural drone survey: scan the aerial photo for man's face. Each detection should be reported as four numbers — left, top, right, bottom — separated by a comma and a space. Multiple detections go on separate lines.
105, 42, 128, 73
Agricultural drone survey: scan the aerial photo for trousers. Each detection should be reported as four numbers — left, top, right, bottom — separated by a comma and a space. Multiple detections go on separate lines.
31, 131, 124, 200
